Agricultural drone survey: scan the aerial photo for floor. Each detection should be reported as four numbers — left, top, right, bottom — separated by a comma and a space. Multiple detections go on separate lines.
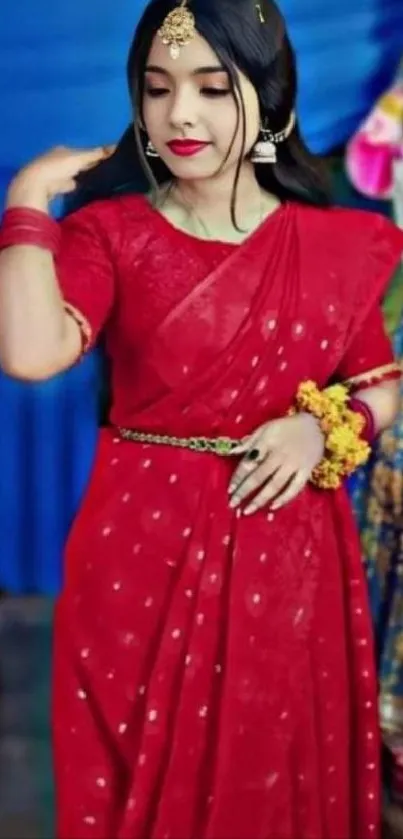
0, 597, 54, 839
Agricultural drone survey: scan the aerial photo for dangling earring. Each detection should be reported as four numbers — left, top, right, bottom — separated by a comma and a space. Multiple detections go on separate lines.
251, 111, 296, 164
146, 139, 159, 158
250, 125, 277, 164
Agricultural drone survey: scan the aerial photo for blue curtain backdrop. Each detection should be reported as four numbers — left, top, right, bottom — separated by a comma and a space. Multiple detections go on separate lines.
0, 0, 402, 592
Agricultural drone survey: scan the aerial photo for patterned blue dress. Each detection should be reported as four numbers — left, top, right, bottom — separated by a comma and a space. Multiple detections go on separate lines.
350, 262, 403, 803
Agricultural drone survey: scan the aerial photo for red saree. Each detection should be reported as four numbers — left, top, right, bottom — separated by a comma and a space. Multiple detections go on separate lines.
53, 196, 403, 839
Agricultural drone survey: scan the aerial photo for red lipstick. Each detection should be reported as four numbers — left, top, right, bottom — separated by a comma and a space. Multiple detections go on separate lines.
167, 139, 211, 157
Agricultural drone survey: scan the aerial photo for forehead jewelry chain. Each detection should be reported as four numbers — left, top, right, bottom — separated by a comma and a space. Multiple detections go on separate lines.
158, 0, 196, 60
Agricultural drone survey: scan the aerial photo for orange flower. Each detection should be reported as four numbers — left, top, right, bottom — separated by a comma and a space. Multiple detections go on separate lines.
293, 380, 371, 489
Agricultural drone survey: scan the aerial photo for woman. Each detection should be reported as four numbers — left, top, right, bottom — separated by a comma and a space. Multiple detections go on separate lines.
0, 1, 402, 836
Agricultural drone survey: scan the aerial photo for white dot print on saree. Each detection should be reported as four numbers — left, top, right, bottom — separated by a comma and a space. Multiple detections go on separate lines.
291, 321, 306, 340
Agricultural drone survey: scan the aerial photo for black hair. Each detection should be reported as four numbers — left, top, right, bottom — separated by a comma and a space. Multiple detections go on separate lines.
70, 0, 330, 214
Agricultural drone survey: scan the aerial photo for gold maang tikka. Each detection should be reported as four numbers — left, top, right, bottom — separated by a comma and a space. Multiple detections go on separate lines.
158, 0, 196, 60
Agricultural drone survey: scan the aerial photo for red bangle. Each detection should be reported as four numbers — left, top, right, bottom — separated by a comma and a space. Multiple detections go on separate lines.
0, 207, 61, 255
349, 397, 376, 443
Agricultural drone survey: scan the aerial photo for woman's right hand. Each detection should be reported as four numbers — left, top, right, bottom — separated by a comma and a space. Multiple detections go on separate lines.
6, 144, 116, 212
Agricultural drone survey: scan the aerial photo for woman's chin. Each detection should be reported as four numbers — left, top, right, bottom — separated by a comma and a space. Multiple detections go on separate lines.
161, 154, 220, 181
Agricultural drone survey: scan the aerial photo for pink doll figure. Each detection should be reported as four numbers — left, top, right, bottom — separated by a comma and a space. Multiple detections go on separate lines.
346, 64, 403, 200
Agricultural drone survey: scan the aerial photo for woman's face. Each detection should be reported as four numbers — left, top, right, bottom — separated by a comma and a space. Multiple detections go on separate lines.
141, 30, 260, 181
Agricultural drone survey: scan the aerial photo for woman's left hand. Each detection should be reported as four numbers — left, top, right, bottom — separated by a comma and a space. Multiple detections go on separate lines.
228, 413, 325, 515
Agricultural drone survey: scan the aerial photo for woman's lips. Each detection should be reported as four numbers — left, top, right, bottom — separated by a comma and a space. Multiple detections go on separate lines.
167, 140, 211, 157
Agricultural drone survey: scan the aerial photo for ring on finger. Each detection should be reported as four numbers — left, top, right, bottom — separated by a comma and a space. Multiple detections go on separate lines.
247, 447, 264, 464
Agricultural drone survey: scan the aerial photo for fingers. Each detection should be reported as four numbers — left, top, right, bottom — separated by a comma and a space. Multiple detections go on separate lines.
228, 416, 311, 515
229, 426, 276, 489
101, 143, 117, 157
78, 145, 116, 172
270, 471, 308, 511
53, 178, 77, 195
82, 145, 116, 161
230, 432, 259, 456
243, 465, 293, 515
230, 419, 281, 457
229, 445, 265, 494
229, 453, 284, 509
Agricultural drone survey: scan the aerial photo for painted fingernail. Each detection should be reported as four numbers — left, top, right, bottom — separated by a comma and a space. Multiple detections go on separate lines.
243, 505, 256, 516
228, 485, 236, 494
229, 497, 240, 509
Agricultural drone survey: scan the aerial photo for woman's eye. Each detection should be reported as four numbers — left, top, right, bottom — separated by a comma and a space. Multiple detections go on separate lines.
201, 87, 231, 97
145, 88, 169, 97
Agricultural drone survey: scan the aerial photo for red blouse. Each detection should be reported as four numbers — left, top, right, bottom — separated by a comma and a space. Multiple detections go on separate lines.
56, 195, 403, 435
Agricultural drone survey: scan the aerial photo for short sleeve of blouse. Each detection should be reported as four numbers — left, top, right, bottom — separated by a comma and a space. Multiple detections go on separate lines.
55, 202, 116, 352
336, 213, 403, 388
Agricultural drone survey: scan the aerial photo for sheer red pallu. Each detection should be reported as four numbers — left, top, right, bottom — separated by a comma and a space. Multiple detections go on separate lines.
53, 196, 403, 839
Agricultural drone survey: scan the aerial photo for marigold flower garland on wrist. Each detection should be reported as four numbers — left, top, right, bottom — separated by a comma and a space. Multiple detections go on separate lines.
291, 380, 371, 489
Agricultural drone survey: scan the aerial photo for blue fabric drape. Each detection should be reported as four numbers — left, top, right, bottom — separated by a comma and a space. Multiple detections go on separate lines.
279, 0, 403, 152
0, 1, 140, 592
0, 0, 402, 593
0, 355, 103, 593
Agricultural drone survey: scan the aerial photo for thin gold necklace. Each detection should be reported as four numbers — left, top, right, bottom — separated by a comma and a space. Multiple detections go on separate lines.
161, 183, 267, 242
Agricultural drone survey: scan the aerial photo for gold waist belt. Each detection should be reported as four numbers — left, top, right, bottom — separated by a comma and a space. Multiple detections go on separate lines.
117, 428, 239, 457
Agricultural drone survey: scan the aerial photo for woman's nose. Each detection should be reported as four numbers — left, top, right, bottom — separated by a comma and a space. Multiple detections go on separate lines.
168, 88, 197, 130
